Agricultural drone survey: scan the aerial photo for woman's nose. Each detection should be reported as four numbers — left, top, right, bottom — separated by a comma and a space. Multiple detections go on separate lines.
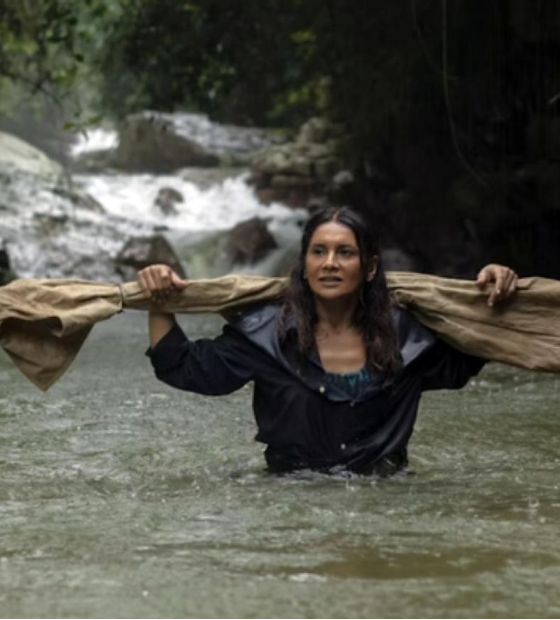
323, 251, 339, 268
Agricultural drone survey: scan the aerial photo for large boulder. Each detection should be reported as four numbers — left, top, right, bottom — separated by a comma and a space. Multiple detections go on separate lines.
225, 218, 277, 265
0, 131, 65, 182
71, 112, 286, 172
249, 117, 345, 208
112, 112, 220, 172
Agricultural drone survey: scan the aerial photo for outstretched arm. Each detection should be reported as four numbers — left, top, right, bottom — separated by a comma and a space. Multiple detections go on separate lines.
137, 264, 189, 347
138, 264, 256, 395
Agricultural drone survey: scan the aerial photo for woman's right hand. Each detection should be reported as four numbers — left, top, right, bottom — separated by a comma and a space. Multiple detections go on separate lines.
137, 264, 188, 302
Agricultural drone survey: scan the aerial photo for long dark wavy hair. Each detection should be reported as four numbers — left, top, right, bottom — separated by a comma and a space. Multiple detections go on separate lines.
279, 206, 401, 374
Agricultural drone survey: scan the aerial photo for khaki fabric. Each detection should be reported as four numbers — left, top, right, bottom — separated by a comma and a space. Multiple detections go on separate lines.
0, 272, 559, 391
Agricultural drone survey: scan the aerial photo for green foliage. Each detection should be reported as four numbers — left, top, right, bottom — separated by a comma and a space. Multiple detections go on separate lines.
96, 0, 327, 125
0, 0, 80, 92
1, 0, 559, 170
0, 0, 128, 128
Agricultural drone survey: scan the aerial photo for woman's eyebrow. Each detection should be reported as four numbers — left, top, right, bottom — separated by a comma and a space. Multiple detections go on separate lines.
310, 242, 357, 247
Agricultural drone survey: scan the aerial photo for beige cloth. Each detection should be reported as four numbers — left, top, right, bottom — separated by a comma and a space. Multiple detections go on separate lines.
0, 273, 559, 391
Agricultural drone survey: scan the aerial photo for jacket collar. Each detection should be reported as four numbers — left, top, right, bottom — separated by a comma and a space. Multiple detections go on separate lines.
229, 303, 437, 402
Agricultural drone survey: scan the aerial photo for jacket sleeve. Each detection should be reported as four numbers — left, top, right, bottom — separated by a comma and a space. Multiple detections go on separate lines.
420, 339, 486, 391
146, 322, 255, 395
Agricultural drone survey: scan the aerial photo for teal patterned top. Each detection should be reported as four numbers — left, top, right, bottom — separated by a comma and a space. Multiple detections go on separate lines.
325, 366, 372, 400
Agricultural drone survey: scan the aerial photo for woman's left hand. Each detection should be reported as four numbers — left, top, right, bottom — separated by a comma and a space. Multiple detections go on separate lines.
475, 264, 518, 307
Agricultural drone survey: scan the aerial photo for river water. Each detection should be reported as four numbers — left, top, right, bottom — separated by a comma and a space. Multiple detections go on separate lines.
1, 312, 559, 619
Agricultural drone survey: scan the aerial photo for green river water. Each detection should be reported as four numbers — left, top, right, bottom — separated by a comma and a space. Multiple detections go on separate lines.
1, 312, 559, 619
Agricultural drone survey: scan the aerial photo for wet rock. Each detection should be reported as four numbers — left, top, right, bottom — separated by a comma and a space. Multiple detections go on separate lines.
225, 218, 277, 265
154, 187, 184, 216
250, 117, 345, 209
115, 235, 187, 281
297, 117, 333, 144
113, 112, 220, 172
271, 174, 316, 189
255, 188, 280, 206
0, 131, 66, 183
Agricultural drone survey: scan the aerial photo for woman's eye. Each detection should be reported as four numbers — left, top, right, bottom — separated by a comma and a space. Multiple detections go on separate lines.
311, 247, 325, 256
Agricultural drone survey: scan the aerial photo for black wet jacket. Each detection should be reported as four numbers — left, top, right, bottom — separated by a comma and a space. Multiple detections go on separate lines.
148, 305, 485, 475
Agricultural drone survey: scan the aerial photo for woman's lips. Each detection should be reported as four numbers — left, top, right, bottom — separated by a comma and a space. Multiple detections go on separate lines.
318, 277, 343, 286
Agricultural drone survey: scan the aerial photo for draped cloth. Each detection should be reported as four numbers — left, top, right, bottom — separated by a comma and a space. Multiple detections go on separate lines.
0, 272, 559, 391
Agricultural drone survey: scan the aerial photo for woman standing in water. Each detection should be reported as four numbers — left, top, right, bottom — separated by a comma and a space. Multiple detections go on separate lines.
138, 207, 517, 475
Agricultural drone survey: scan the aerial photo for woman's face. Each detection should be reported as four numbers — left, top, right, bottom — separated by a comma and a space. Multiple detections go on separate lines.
305, 220, 374, 301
